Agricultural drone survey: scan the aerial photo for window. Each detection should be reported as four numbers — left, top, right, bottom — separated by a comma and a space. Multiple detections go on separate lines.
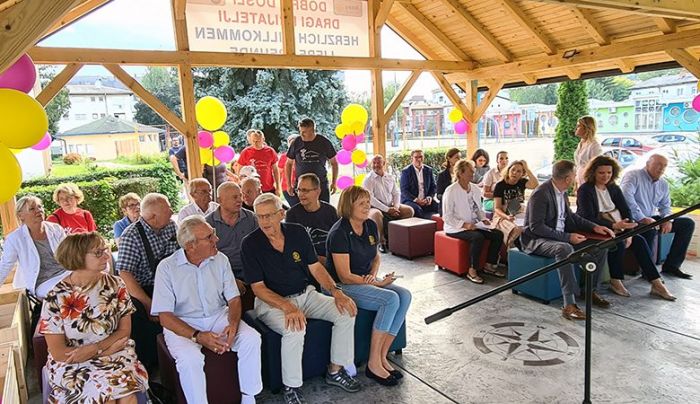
634, 99, 662, 130
677, 88, 684, 96
86, 145, 95, 155
98, 96, 104, 101
92, 113, 98, 119
602, 138, 619, 147
90, 96, 96, 102
100, 113, 106, 118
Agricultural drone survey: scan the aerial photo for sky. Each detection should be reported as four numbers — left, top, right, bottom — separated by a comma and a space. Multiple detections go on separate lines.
39, 0, 440, 100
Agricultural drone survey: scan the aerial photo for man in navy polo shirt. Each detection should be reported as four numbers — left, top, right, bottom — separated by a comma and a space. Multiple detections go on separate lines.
242, 194, 361, 404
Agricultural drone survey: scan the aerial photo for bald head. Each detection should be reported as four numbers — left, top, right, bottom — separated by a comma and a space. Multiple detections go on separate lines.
645, 154, 668, 181
371, 154, 386, 175
217, 182, 243, 214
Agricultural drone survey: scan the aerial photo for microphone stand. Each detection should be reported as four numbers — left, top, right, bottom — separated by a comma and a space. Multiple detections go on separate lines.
425, 203, 699, 404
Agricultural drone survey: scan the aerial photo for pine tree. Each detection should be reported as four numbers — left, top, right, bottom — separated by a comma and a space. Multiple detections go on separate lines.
554, 80, 589, 161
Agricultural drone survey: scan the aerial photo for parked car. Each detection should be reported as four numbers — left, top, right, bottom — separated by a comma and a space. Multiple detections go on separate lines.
535, 164, 553, 183
651, 133, 699, 144
621, 143, 700, 181
600, 136, 657, 154
602, 147, 638, 168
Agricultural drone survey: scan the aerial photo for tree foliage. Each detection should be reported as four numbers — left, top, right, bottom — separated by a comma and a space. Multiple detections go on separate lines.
134, 67, 181, 126
586, 76, 633, 102
39, 66, 71, 135
554, 80, 589, 161
509, 83, 559, 105
349, 79, 404, 123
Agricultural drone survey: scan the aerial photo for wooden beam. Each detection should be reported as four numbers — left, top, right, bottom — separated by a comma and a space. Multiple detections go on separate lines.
35, 63, 82, 106
522, 73, 538, 85
173, 0, 186, 20
369, 0, 386, 158
103, 63, 186, 134
616, 58, 635, 73
571, 7, 610, 45
499, 0, 557, 55
384, 71, 420, 122
280, 0, 295, 55
177, 63, 202, 179
473, 80, 504, 122
445, 27, 700, 81
666, 48, 700, 78
28, 46, 475, 71
566, 67, 582, 80
374, 0, 395, 29
172, 0, 189, 51
464, 80, 478, 157
44, 0, 111, 38
0, 0, 81, 75
395, 2, 472, 61
431, 72, 471, 121
654, 17, 678, 34
529, 0, 700, 20
0, 1, 23, 14
386, 15, 441, 60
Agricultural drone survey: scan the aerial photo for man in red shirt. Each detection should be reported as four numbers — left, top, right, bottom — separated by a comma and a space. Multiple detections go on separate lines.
235, 129, 280, 195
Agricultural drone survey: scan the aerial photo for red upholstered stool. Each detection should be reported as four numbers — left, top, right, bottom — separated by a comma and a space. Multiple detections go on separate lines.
388, 217, 436, 259
431, 214, 444, 231
434, 231, 489, 275
33, 327, 48, 392
157, 334, 242, 404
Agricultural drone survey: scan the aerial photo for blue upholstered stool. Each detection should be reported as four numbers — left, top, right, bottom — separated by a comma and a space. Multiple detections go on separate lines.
353, 308, 407, 365
508, 249, 560, 304
657, 232, 675, 264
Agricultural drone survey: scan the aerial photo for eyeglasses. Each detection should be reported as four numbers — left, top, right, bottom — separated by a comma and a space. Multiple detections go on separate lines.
90, 247, 111, 258
192, 190, 212, 196
296, 187, 318, 194
58, 196, 76, 203
195, 228, 217, 242
256, 209, 282, 221
126, 203, 140, 209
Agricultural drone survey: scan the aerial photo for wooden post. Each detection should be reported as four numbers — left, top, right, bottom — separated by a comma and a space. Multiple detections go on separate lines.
177, 63, 202, 179
0, 200, 18, 235
464, 80, 478, 157
369, 0, 386, 157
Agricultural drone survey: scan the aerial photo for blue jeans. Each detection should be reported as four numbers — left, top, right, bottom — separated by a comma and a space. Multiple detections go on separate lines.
341, 283, 412, 336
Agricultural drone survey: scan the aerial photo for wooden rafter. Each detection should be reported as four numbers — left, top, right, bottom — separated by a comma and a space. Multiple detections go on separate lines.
522, 73, 538, 85
374, 0, 395, 29
616, 58, 635, 73
431, 72, 471, 121
386, 15, 441, 60
172, 0, 189, 51
384, 71, 420, 122
571, 7, 610, 45
176, 63, 202, 178
44, 0, 111, 38
36, 62, 82, 106
666, 48, 700, 78
0, 0, 81, 74
280, 0, 295, 55
473, 80, 504, 122
499, 0, 557, 55
395, 2, 471, 62
438, 0, 513, 62
103, 63, 186, 134
654, 17, 677, 34
566, 67, 582, 80
529, 0, 700, 20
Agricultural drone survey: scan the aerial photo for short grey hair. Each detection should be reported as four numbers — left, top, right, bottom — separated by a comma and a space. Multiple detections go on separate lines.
140, 193, 169, 217
647, 154, 668, 165
177, 215, 208, 248
217, 181, 240, 196
552, 160, 575, 180
15, 195, 43, 221
253, 193, 283, 212
241, 177, 261, 189
188, 178, 211, 194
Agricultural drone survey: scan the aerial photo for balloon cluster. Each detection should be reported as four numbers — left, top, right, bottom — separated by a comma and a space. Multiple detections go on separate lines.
448, 108, 470, 135
334, 104, 369, 190
195, 96, 235, 165
0, 54, 49, 203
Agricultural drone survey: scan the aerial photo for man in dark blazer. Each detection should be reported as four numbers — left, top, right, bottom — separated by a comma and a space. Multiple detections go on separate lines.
400, 149, 438, 219
521, 160, 615, 321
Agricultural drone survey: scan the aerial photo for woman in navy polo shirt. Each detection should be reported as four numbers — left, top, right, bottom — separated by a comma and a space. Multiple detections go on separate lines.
327, 186, 412, 387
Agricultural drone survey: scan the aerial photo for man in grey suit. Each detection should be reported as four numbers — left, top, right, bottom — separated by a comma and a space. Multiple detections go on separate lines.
521, 160, 615, 320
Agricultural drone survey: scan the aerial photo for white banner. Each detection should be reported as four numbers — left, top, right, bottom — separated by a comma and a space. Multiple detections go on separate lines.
186, 0, 369, 57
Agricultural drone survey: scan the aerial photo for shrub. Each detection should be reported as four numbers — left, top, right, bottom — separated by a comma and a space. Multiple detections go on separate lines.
111, 177, 161, 202
115, 152, 168, 165
670, 157, 700, 208
387, 147, 465, 179
63, 153, 82, 165
554, 80, 588, 161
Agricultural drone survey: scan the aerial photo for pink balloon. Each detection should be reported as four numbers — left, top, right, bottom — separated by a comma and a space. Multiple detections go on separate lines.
337, 176, 354, 190
214, 145, 236, 163
0, 54, 36, 93
355, 133, 365, 143
341, 134, 357, 151
337, 149, 352, 165
31, 132, 52, 150
197, 131, 214, 148
454, 120, 468, 135
693, 95, 700, 112
356, 159, 368, 169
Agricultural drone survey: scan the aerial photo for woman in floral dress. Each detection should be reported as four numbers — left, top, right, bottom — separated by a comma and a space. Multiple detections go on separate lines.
39, 232, 148, 403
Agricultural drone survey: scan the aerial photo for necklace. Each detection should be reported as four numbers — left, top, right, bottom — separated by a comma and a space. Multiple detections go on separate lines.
69, 272, 99, 290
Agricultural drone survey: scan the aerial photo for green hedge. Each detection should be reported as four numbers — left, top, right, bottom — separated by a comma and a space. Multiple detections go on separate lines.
387, 147, 465, 179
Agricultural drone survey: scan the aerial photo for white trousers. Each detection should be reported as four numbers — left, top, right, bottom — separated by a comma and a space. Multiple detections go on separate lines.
163, 309, 262, 403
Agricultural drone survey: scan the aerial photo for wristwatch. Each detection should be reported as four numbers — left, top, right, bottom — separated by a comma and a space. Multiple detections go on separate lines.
191, 330, 200, 343
333, 284, 343, 291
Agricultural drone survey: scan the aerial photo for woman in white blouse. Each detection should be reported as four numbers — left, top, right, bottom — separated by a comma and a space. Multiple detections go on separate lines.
442, 159, 504, 284
573, 116, 603, 187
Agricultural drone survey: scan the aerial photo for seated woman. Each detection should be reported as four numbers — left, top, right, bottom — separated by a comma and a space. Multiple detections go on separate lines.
576, 155, 675, 300
470, 148, 490, 184
0, 196, 68, 299
442, 159, 505, 283
492, 160, 539, 248
436, 148, 461, 215
47, 182, 96, 234
326, 186, 412, 386
40, 232, 149, 403
113, 193, 141, 246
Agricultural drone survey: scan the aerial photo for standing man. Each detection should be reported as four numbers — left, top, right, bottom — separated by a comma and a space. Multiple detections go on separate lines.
400, 149, 438, 219
153, 215, 262, 404
621, 154, 695, 279
285, 173, 339, 266
169, 137, 187, 182
363, 155, 414, 252
285, 118, 338, 203
236, 129, 281, 195
178, 178, 219, 223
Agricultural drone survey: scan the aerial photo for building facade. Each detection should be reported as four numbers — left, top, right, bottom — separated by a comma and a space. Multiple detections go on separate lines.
58, 81, 136, 133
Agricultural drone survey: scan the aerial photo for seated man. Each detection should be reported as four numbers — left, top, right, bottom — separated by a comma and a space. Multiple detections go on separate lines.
285, 173, 339, 266
363, 155, 414, 252
117, 193, 178, 369
242, 194, 361, 404
520, 161, 615, 321
205, 182, 259, 302
153, 216, 262, 404
178, 178, 219, 223
621, 154, 695, 279
241, 177, 263, 212
400, 149, 438, 219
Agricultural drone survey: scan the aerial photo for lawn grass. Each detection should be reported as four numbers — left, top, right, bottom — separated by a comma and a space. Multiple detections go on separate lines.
50, 162, 92, 177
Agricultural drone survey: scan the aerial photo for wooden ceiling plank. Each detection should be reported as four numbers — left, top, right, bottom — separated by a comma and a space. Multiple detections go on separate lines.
570, 7, 610, 45
384, 70, 420, 122
499, 0, 557, 55
616, 58, 635, 72
528, 0, 700, 20
666, 48, 700, 78
654, 17, 677, 33
35, 62, 82, 106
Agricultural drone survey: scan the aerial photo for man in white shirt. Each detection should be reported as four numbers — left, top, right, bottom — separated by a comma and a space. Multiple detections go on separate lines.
152, 215, 262, 404
178, 178, 219, 223
363, 155, 414, 252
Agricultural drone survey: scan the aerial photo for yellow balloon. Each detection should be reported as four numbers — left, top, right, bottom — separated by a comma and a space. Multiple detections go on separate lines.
448, 109, 463, 123
195, 96, 227, 131
199, 147, 220, 166
351, 149, 367, 165
349, 120, 365, 135
212, 131, 230, 148
10, 148, 23, 155
335, 123, 351, 139
342, 104, 368, 126
0, 89, 48, 149
354, 174, 366, 186
0, 144, 22, 204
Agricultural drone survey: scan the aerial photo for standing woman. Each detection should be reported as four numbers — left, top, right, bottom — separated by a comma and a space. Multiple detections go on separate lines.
492, 160, 539, 248
481, 151, 509, 212
47, 183, 97, 234
443, 160, 504, 283
327, 186, 412, 386
39, 232, 149, 403
470, 149, 490, 184
436, 148, 461, 214
573, 116, 603, 187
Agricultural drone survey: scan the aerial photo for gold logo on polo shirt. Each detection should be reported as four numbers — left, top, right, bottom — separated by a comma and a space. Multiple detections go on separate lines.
369, 235, 376, 245
292, 251, 301, 262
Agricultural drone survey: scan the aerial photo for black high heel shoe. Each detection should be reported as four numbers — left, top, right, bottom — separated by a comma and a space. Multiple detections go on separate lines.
365, 366, 398, 386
